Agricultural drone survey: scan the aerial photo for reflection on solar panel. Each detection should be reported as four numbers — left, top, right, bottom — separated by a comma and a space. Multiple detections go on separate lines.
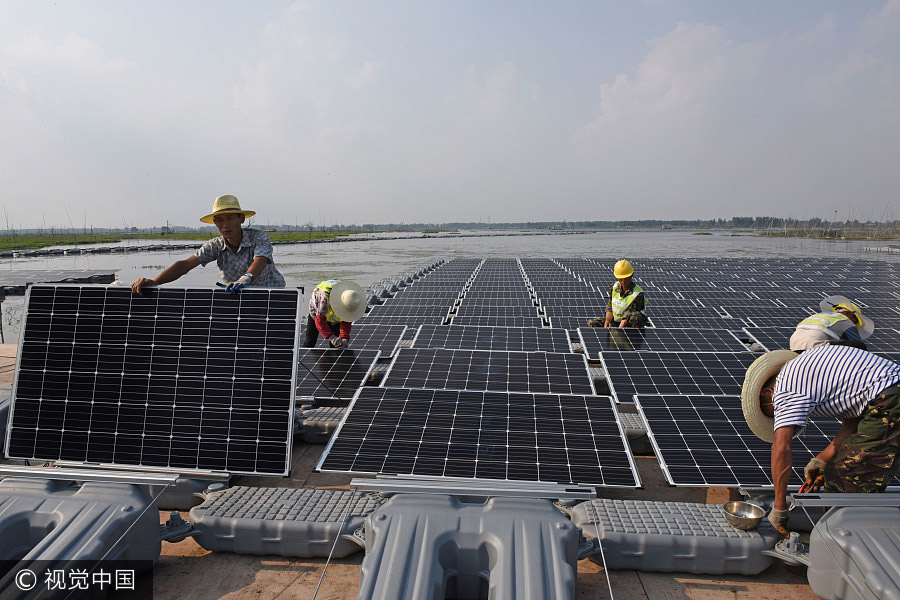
10, 285, 300, 475
600, 351, 757, 401
633, 394, 883, 487
451, 316, 545, 328
317, 387, 639, 487
578, 328, 748, 356
383, 349, 594, 395
296, 349, 380, 402
412, 325, 571, 353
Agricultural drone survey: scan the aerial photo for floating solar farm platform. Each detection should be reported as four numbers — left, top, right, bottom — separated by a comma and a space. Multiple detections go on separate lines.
8, 284, 302, 475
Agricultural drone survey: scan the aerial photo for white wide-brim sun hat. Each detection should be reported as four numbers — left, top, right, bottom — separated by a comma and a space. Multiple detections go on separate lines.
741, 350, 799, 443
329, 280, 367, 322
819, 295, 875, 339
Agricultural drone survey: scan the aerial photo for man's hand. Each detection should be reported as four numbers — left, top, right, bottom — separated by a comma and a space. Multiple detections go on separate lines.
131, 278, 156, 295
767, 508, 789, 536
328, 336, 348, 349
618, 319, 628, 328
225, 274, 252, 294
803, 457, 827, 491
603, 311, 614, 327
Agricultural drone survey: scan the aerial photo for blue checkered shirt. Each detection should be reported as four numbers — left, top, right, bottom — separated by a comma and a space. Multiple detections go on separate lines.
194, 228, 286, 288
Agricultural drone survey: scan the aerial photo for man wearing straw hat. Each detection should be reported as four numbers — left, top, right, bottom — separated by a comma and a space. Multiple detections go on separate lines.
303, 279, 367, 349
790, 295, 873, 352
742, 345, 900, 535
132, 195, 285, 294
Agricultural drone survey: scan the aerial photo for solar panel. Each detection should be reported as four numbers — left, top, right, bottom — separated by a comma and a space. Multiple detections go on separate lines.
383, 349, 595, 395
743, 316, 805, 329
600, 351, 757, 402
644, 306, 723, 319
355, 315, 447, 327
301, 324, 406, 356
412, 325, 572, 353
317, 387, 639, 487
457, 296, 534, 307
742, 327, 793, 351
718, 305, 812, 320
578, 328, 748, 356
648, 316, 744, 330
9, 285, 300, 475
548, 316, 596, 331
365, 304, 451, 318
454, 306, 540, 318
296, 349, 381, 402
632, 394, 900, 488
451, 316, 545, 328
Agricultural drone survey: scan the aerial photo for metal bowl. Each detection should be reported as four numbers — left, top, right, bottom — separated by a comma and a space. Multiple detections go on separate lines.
723, 501, 765, 530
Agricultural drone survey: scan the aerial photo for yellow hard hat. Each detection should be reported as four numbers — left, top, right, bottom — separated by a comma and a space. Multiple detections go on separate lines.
613, 260, 634, 279
820, 295, 874, 339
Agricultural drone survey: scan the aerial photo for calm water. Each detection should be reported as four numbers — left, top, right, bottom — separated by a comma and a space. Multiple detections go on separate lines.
0, 230, 895, 341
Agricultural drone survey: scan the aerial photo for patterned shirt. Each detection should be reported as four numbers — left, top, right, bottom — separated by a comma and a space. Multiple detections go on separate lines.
773, 345, 900, 432
194, 228, 286, 288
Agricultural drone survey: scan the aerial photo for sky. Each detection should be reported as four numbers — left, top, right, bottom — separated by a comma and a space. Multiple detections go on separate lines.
0, 1, 898, 228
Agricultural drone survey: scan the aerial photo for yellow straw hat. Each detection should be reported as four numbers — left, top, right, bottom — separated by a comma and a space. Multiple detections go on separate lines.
741, 350, 799, 443
200, 195, 256, 224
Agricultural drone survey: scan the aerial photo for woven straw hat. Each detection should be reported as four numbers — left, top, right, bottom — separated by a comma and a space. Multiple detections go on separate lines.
329, 280, 366, 322
200, 195, 256, 224
741, 350, 799, 443
819, 295, 874, 339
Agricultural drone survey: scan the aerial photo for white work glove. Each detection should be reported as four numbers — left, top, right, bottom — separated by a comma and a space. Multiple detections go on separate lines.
328, 336, 348, 349
225, 274, 252, 294
767, 508, 789, 536
803, 457, 827, 490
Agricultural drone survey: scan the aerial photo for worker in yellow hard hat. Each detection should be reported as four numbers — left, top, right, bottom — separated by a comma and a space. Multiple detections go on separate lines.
588, 259, 647, 328
789, 295, 874, 352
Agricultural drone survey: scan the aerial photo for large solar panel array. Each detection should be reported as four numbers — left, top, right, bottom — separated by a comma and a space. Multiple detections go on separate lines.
9, 285, 301, 475
318, 387, 639, 486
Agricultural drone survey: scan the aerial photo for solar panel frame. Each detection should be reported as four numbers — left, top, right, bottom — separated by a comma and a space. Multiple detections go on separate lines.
8, 284, 301, 476
316, 387, 641, 487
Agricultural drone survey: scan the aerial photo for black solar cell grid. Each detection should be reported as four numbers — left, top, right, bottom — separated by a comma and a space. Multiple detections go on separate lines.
383, 348, 595, 395
578, 328, 747, 356
743, 316, 808, 329
9, 285, 300, 475
635, 394, 900, 488
296, 349, 381, 402
548, 316, 597, 331
600, 351, 757, 402
718, 305, 812, 320
644, 306, 723, 319
317, 387, 639, 487
412, 325, 572, 353
451, 316, 546, 328
458, 296, 534, 307
542, 306, 602, 318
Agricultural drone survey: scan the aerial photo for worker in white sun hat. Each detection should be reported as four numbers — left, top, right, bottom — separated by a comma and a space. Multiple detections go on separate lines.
303, 279, 367, 349
789, 295, 874, 352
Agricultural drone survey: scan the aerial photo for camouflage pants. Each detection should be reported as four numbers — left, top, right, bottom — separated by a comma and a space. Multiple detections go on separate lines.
586, 313, 648, 328
824, 389, 900, 493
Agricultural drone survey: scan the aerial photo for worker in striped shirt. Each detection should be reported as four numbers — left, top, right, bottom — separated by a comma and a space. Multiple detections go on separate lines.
742, 345, 900, 535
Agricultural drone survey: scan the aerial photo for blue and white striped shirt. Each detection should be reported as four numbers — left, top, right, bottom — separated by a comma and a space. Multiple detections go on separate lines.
773, 345, 900, 432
